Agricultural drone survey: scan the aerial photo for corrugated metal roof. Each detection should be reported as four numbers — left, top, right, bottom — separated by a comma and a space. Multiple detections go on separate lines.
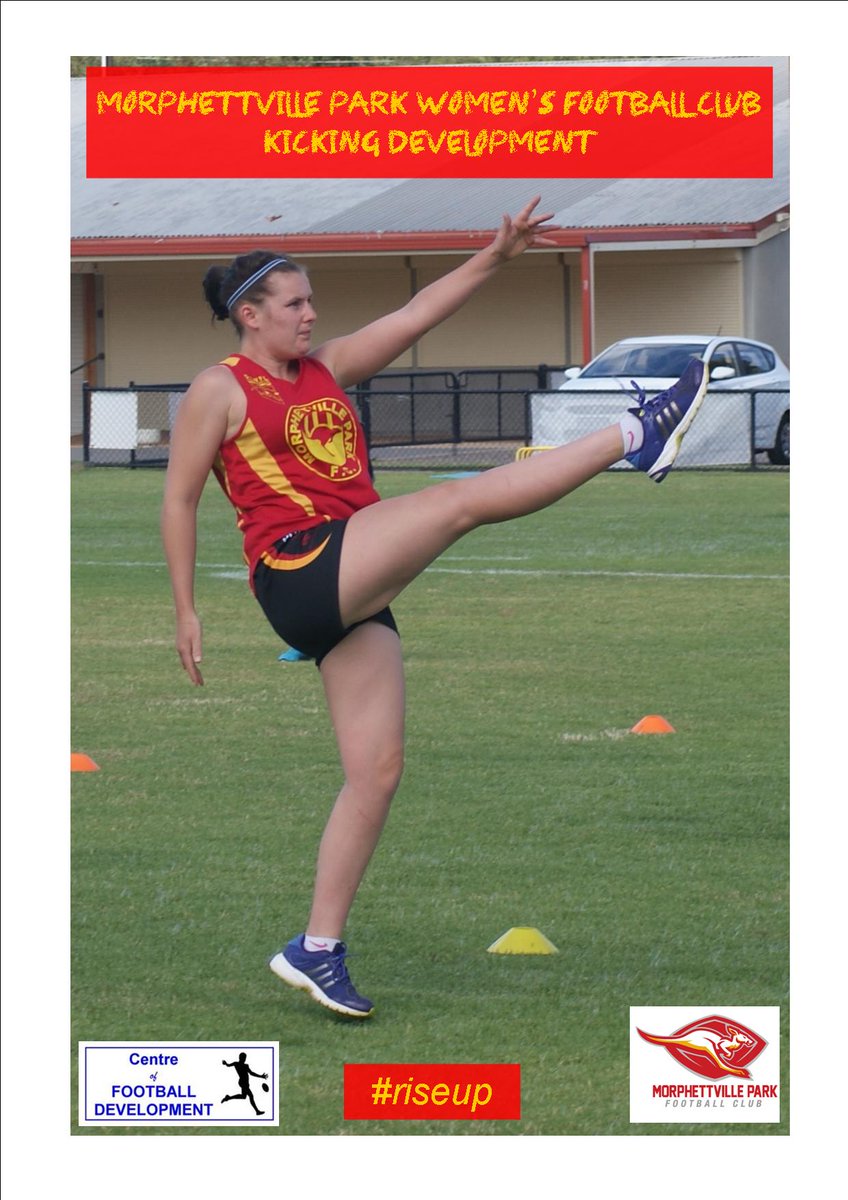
306, 103, 788, 234
71, 58, 788, 241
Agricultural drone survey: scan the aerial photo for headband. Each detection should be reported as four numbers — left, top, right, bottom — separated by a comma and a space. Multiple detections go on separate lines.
226, 258, 289, 311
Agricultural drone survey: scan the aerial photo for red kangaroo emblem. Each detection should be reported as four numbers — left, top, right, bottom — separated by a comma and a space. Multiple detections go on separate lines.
637, 1015, 766, 1080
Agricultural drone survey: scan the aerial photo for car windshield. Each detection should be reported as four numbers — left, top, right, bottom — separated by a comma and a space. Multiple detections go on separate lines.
581, 343, 706, 378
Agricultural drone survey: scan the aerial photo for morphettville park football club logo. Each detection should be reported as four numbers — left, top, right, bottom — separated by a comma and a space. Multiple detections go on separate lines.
287, 398, 361, 482
629, 1007, 781, 1124
639, 1014, 766, 1079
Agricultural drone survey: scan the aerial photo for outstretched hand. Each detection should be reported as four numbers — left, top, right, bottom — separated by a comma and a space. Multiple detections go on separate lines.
490, 195, 559, 262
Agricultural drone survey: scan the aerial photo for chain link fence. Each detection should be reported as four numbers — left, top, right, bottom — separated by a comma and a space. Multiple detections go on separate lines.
527, 384, 790, 470
81, 369, 789, 471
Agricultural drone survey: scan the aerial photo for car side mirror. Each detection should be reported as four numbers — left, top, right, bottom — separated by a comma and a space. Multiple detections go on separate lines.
563, 366, 582, 380
709, 365, 736, 381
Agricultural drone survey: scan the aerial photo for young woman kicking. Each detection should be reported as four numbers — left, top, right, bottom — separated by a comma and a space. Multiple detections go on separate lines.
161, 198, 707, 1017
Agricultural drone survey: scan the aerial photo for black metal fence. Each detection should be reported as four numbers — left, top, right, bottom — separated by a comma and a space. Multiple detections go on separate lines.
81, 368, 789, 471
353, 367, 563, 470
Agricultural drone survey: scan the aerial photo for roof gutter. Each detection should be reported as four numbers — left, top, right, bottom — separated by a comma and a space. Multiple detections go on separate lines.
70, 211, 786, 260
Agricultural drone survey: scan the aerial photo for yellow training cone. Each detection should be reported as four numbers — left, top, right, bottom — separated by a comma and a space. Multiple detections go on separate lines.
487, 927, 559, 955
630, 715, 676, 734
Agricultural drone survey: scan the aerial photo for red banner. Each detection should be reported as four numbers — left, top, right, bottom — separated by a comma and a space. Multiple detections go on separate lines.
343, 1063, 521, 1120
86, 65, 773, 179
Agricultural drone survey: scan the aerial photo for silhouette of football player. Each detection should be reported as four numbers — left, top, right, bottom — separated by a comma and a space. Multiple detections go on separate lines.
221, 1052, 268, 1115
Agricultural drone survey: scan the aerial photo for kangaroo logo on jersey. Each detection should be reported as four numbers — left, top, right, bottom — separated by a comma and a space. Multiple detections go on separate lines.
287, 398, 361, 481
637, 1015, 767, 1080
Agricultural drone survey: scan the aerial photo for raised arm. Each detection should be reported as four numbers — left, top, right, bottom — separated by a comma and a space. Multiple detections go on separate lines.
313, 196, 558, 389
161, 368, 233, 686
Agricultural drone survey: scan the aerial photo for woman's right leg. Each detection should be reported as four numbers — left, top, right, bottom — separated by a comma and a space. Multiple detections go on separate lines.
338, 353, 709, 628
338, 423, 623, 628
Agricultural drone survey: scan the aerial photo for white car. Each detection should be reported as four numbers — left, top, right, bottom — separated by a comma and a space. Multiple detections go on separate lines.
535, 335, 790, 466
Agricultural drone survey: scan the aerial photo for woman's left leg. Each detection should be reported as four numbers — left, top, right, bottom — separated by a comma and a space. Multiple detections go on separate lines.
307, 619, 406, 939
269, 620, 404, 1016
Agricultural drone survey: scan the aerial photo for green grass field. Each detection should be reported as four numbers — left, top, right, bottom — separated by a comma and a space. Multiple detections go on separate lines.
71, 465, 789, 1136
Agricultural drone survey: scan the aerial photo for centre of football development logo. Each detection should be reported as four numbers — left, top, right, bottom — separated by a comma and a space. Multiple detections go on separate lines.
78, 1041, 279, 1127
287, 398, 361, 481
630, 1006, 780, 1124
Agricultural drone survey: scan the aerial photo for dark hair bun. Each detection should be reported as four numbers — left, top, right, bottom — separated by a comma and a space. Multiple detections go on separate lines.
202, 266, 230, 321
203, 252, 301, 326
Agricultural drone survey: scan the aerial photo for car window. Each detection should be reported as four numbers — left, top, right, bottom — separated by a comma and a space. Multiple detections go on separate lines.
708, 342, 738, 374
734, 342, 774, 376
581, 343, 706, 378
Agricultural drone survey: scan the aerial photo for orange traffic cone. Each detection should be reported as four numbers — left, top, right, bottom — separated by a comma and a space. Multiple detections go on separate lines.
71, 753, 99, 772
630, 715, 676, 734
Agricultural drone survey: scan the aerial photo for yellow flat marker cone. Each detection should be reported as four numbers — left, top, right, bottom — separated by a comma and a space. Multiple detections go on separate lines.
630, 714, 675, 734
71, 753, 99, 772
487, 927, 559, 955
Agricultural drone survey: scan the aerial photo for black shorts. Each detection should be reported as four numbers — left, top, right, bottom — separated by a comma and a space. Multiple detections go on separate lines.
253, 520, 398, 667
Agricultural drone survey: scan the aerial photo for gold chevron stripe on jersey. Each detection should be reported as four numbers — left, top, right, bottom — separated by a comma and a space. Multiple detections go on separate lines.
236, 419, 318, 519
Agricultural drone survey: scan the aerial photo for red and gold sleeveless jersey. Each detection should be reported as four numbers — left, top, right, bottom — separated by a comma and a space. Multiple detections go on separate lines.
211, 354, 381, 580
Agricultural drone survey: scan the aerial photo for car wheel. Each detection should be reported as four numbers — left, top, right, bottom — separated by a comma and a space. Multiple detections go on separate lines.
767, 412, 789, 465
